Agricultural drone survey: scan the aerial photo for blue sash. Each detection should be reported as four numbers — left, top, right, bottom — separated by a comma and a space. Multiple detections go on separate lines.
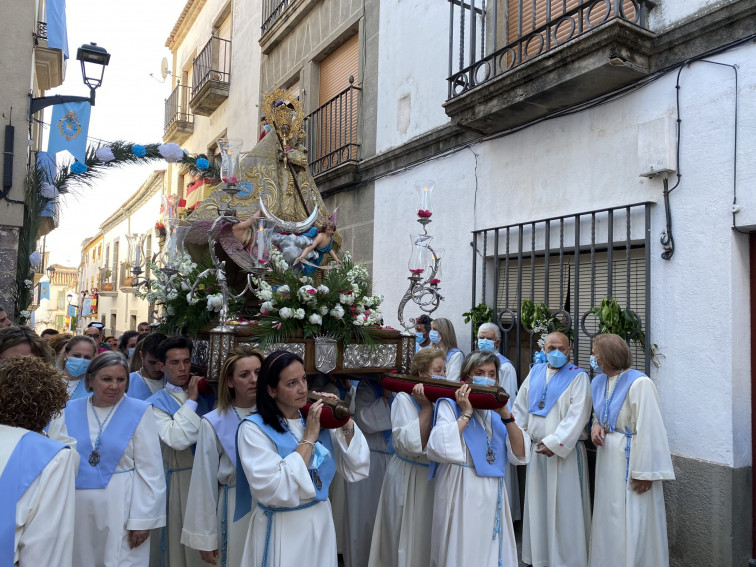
0, 431, 68, 567
127, 371, 163, 401
429, 398, 507, 479
204, 409, 244, 468
528, 363, 584, 417
495, 352, 511, 366
591, 369, 644, 432
445, 348, 461, 363
68, 379, 90, 400
65, 397, 149, 489
148, 389, 215, 418
234, 414, 336, 521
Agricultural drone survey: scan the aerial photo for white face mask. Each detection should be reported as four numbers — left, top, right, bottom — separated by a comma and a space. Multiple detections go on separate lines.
471, 375, 496, 387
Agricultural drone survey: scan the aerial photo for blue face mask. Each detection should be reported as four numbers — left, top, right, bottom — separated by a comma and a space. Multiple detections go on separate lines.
428, 330, 441, 344
431, 374, 447, 381
415, 331, 426, 343
590, 355, 602, 373
65, 357, 90, 378
310, 441, 331, 469
264, 124, 271, 132
472, 375, 496, 387
546, 349, 568, 369
128, 347, 136, 359
477, 338, 495, 352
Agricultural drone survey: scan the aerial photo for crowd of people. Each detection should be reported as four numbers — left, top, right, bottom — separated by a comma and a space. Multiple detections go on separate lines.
1, 308, 674, 567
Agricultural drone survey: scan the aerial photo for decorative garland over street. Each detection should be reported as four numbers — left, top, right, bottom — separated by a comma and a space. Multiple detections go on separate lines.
15, 142, 221, 323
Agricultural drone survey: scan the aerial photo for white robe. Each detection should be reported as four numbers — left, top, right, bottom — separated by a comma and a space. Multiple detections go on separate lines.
237, 416, 370, 566
344, 379, 392, 567
1, 425, 76, 567
368, 392, 434, 567
426, 404, 531, 567
445, 349, 464, 382
150, 391, 204, 567
68, 398, 167, 566
513, 367, 592, 567
499, 359, 522, 522
181, 406, 254, 567
309, 376, 357, 555
589, 375, 675, 567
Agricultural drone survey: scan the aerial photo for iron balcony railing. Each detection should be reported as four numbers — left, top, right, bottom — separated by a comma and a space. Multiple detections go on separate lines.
305, 78, 361, 176
36, 21, 48, 41
471, 202, 652, 377
192, 36, 232, 98
164, 84, 193, 133
262, 0, 294, 35
447, 0, 654, 100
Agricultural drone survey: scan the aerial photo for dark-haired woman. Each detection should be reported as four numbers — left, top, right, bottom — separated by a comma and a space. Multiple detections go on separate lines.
182, 346, 263, 567
58, 335, 97, 400
118, 330, 140, 360
49, 351, 166, 565
235, 351, 369, 567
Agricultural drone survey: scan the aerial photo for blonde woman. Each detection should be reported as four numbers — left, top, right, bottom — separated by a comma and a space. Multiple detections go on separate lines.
182, 346, 264, 566
429, 317, 464, 382
369, 348, 444, 567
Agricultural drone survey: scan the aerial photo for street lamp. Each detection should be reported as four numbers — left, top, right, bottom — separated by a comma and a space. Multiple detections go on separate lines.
28, 42, 111, 118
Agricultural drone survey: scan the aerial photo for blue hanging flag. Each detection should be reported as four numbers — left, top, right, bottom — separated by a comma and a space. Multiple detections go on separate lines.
36, 151, 57, 184
40, 281, 50, 301
45, 0, 69, 59
47, 102, 90, 163
82, 298, 92, 317
68, 304, 77, 317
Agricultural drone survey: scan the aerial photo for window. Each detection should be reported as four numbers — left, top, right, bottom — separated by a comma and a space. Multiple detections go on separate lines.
308, 34, 361, 174
57, 291, 66, 310
472, 202, 652, 378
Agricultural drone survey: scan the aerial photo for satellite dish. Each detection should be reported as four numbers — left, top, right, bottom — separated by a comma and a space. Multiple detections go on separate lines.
160, 57, 171, 79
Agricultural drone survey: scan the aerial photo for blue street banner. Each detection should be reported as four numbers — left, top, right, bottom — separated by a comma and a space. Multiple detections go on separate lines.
39, 281, 50, 301
37, 151, 57, 184
45, 0, 69, 59
47, 101, 91, 163
67, 304, 76, 317
82, 298, 92, 317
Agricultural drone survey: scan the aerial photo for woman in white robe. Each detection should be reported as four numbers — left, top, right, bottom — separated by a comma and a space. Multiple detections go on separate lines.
181, 346, 263, 566
58, 336, 98, 400
343, 376, 393, 567
0, 355, 76, 567
51, 351, 166, 566
589, 334, 675, 567
236, 350, 370, 567
429, 317, 464, 382
427, 351, 530, 567
368, 348, 442, 567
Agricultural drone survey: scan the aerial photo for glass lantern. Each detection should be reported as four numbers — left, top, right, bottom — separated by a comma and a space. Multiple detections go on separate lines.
247, 217, 277, 269
217, 138, 244, 194
408, 234, 432, 275
125, 233, 147, 275
161, 219, 190, 273
162, 194, 180, 221
414, 180, 435, 218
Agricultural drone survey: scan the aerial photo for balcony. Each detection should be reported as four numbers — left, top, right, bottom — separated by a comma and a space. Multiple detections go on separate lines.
164, 84, 194, 144
34, 21, 65, 91
189, 37, 232, 117
305, 79, 361, 181
259, 0, 318, 54
444, 0, 655, 133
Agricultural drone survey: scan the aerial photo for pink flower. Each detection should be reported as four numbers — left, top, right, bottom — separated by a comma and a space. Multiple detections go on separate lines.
430, 278, 441, 285
365, 310, 370, 315
306, 289, 317, 295
274, 322, 282, 329
409, 269, 424, 275
262, 311, 269, 316
417, 209, 432, 218
349, 307, 356, 311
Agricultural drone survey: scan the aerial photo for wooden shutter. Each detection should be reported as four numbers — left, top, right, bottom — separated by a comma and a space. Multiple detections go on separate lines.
316, 34, 359, 166
318, 34, 359, 105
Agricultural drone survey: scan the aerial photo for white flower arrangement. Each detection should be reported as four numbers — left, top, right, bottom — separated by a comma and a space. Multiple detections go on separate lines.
309, 313, 323, 325
206, 293, 223, 312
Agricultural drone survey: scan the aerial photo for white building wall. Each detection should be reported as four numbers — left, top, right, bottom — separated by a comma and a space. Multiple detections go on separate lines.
373, 33, 756, 469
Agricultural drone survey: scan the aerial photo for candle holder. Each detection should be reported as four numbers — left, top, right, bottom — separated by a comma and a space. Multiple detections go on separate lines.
398, 181, 444, 330
217, 138, 244, 195
123, 233, 148, 292
160, 219, 190, 276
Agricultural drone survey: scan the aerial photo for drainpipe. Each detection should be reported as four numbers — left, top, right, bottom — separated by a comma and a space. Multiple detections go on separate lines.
750, 233, 756, 567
